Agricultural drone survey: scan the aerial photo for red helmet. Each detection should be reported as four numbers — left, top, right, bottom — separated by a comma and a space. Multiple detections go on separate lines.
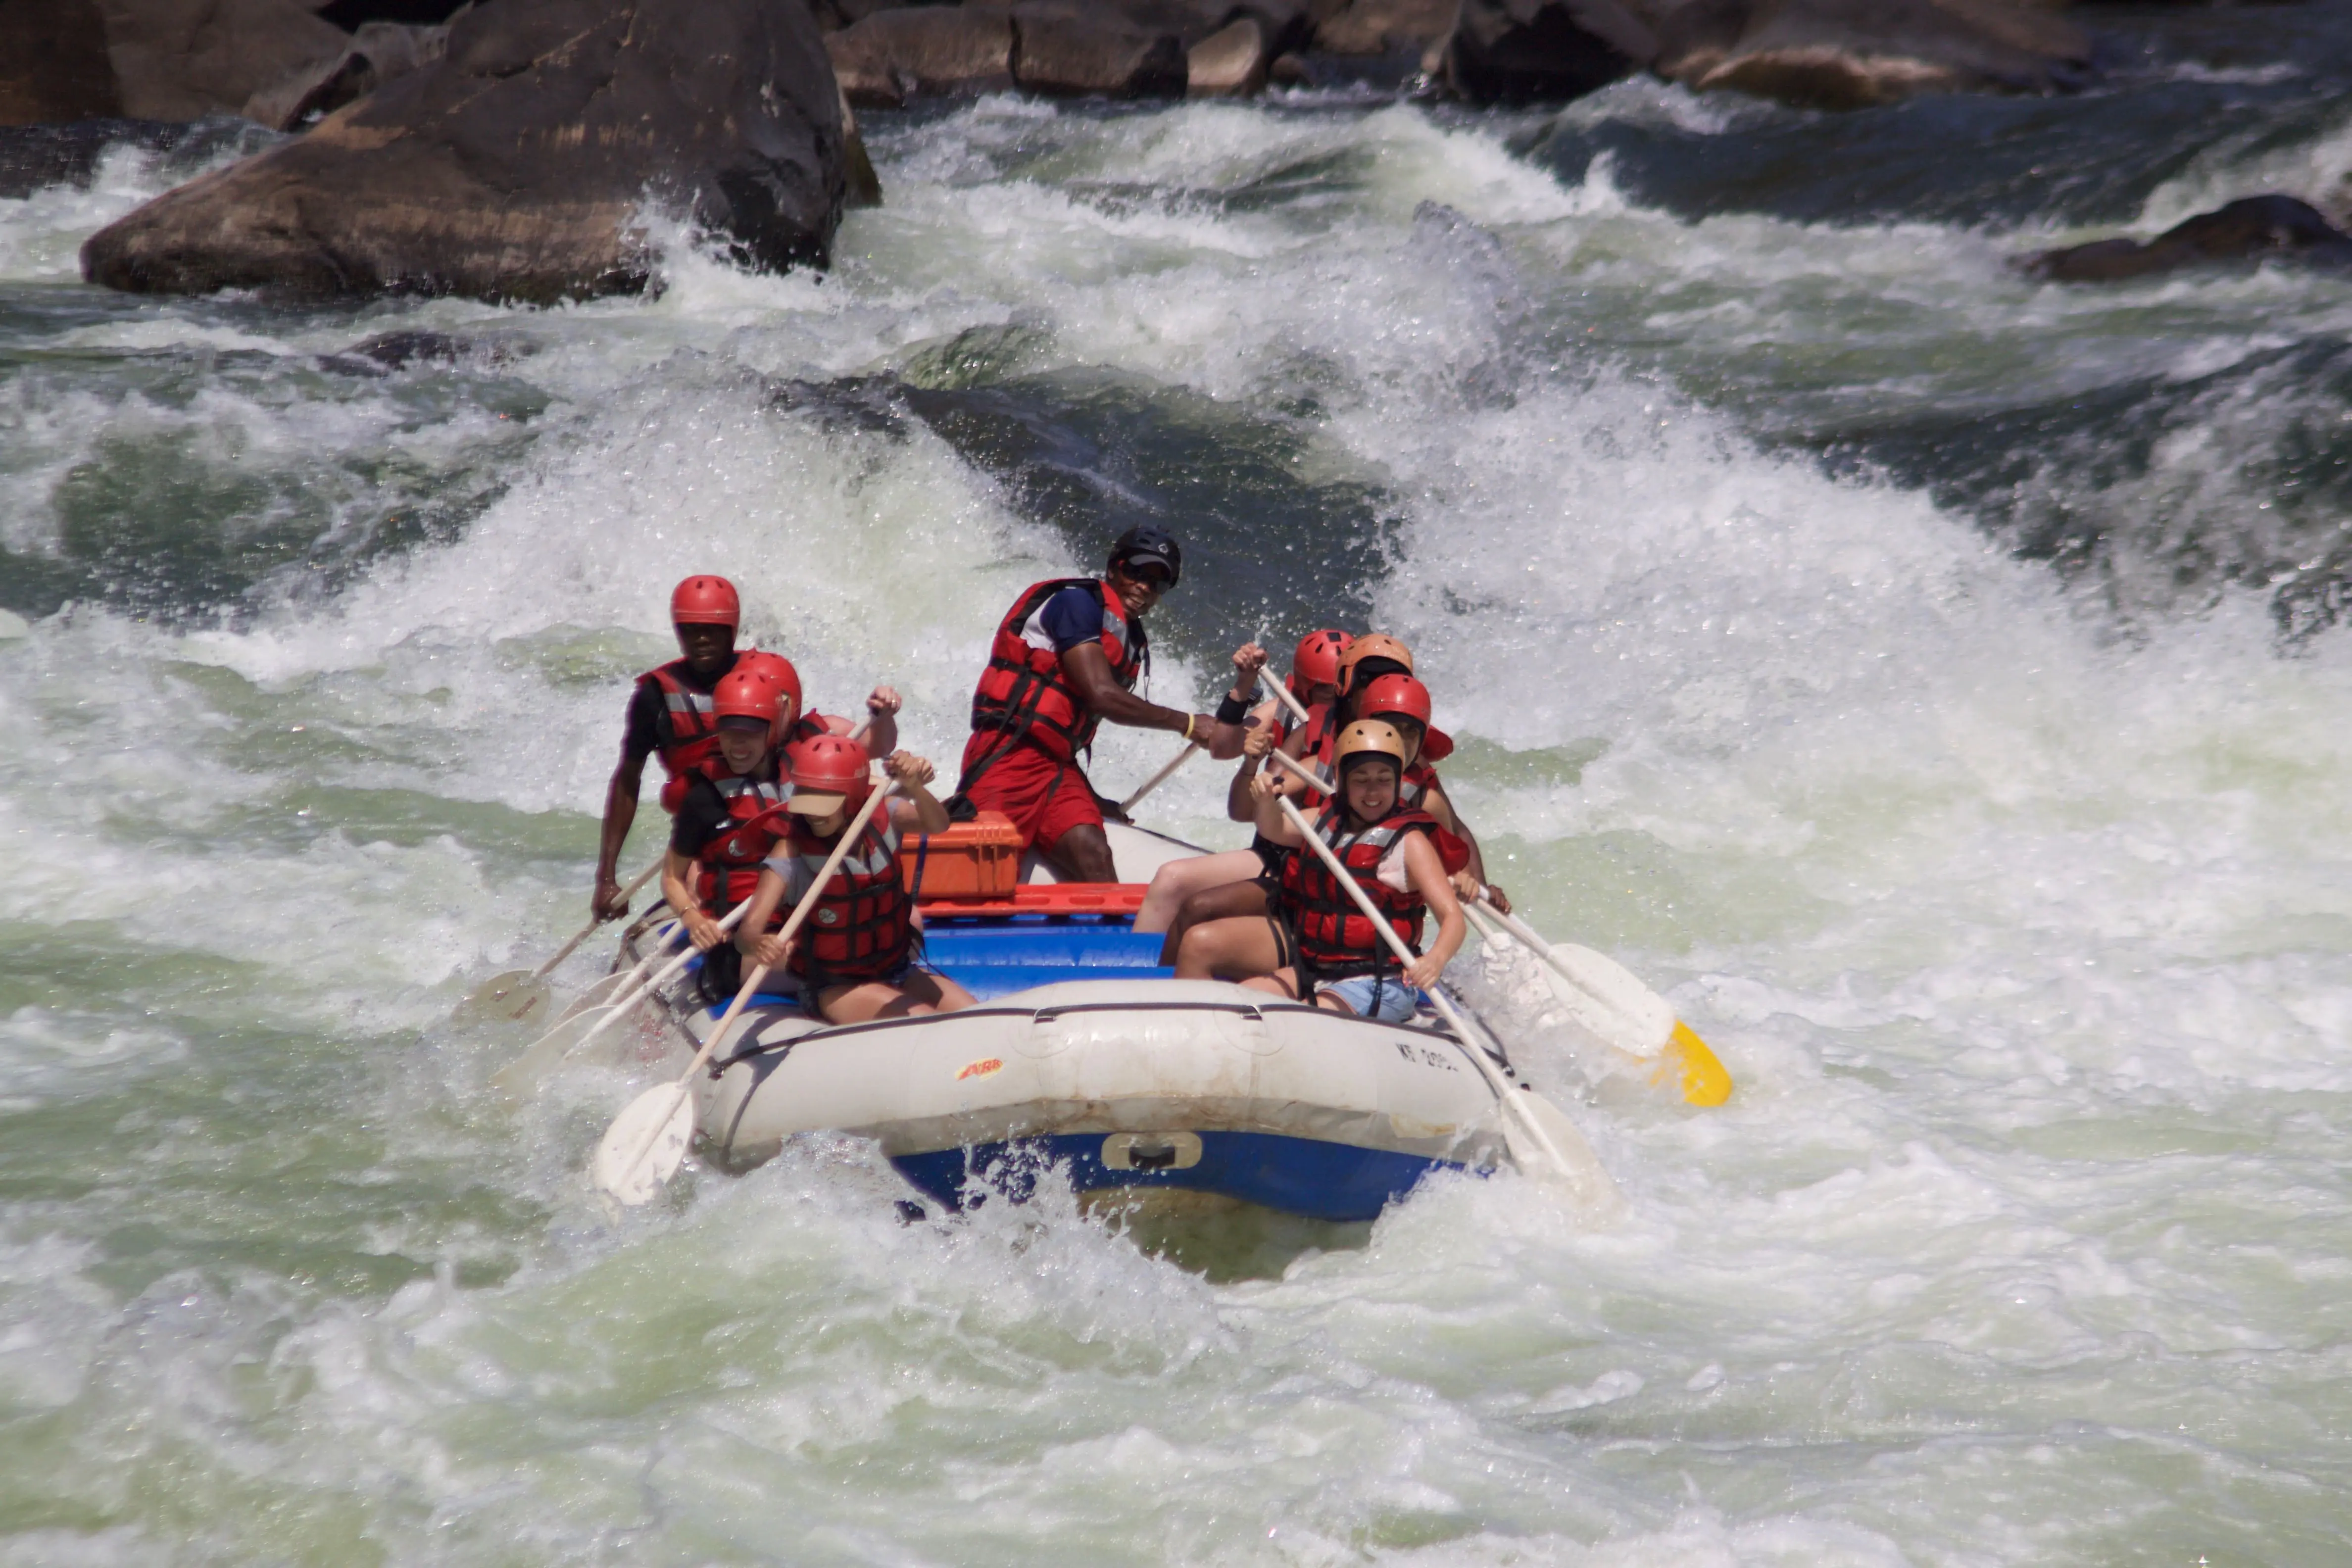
784, 732, 873, 816
670, 575, 740, 629
1355, 673, 1430, 727
710, 668, 779, 729
735, 650, 803, 720
1355, 673, 1452, 762
1290, 629, 1351, 696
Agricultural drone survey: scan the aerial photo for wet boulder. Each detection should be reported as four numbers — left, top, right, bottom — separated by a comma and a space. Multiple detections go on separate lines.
0, 0, 122, 125
1312, 0, 1462, 57
80, 0, 854, 303
1679, 0, 2094, 109
1188, 18, 1273, 95
2026, 196, 2352, 284
1013, 11, 1189, 98
97, 0, 355, 121
241, 20, 450, 132
1441, 0, 1659, 104
826, 8, 1016, 106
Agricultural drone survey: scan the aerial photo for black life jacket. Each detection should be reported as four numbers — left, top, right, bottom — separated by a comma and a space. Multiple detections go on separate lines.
963, 578, 1146, 780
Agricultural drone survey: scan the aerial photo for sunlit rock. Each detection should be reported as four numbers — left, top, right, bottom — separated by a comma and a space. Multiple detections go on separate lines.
80, 0, 852, 303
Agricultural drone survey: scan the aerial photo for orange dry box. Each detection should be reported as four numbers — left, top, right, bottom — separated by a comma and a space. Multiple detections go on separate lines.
901, 811, 1023, 900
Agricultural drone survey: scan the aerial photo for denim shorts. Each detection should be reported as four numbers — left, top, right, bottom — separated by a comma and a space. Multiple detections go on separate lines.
1319, 973, 1420, 1023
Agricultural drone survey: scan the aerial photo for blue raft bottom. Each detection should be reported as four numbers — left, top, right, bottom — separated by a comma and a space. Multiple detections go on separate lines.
892, 1131, 1471, 1225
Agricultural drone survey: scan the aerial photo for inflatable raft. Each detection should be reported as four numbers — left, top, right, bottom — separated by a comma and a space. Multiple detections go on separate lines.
617, 819, 1533, 1223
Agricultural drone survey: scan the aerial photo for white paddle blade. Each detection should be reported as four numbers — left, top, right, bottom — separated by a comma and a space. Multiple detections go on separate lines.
1499, 1086, 1621, 1218
453, 971, 554, 1027
593, 1084, 695, 1206
1538, 941, 1676, 1057
489, 1007, 614, 1100
557, 969, 632, 1022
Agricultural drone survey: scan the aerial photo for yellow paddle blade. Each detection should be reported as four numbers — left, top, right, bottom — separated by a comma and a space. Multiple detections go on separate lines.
1650, 1021, 1733, 1107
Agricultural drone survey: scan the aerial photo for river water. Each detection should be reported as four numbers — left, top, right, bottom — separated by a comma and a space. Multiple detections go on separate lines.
5, 5, 2352, 1562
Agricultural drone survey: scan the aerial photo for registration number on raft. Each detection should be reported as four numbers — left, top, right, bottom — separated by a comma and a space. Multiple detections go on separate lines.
1394, 1040, 1459, 1072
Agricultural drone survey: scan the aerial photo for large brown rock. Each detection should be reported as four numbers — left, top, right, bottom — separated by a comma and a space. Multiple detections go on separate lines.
241, 19, 448, 132
1313, 0, 1459, 56
0, 0, 123, 125
1188, 17, 1273, 94
1014, 11, 1188, 97
1441, 0, 1655, 103
826, 8, 1015, 107
2026, 196, 2352, 283
80, 0, 852, 302
95, 0, 354, 121
1681, 0, 2092, 108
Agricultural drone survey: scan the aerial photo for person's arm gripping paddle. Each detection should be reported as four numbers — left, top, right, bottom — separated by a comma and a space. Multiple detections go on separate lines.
1268, 782, 1615, 1210
593, 779, 902, 1206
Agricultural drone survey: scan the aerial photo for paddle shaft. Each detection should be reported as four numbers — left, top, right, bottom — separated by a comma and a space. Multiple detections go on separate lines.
1271, 794, 1575, 1176
535, 862, 661, 979
1481, 898, 1668, 1049
546, 898, 752, 1065
1120, 738, 1201, 813
608, 782, 902, 1185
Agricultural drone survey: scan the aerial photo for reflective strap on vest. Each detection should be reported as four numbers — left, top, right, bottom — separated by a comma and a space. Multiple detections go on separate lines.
1283, 805, 1436, 978
784, 818, 912, 981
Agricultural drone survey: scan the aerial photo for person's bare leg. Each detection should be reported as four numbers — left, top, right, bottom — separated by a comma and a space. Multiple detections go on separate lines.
1172, 914, 1282, 982
899, 968, 977, 1014
1240, 969, 1299, 1001
817, 981, 936, 1024
1134, 849, 1260, 933
1044, 823, 1119, 882
1157, 877, 1272, 967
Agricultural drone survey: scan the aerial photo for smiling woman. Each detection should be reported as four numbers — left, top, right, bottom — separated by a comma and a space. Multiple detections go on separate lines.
4, 2, 2352, 1561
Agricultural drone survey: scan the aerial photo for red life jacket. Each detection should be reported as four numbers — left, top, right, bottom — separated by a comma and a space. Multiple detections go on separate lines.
688, 760, 789, 918
1400, 759, 1438, 809
964, 577, 1147, 771
1280, 803, 1447, 980
658, 709, 837, 815
639, 658, 732, 787
1272, 699, 1333, 756
779, 816, 913, 983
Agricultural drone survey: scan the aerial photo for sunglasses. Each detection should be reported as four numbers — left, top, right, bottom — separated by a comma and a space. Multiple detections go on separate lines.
1122, 561, 1174, 588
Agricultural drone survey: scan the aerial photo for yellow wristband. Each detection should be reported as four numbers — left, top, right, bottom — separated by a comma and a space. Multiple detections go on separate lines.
1183, 713, 1197, 742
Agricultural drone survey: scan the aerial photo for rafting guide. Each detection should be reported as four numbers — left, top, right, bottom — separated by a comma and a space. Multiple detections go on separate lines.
951, 525, 1260, 881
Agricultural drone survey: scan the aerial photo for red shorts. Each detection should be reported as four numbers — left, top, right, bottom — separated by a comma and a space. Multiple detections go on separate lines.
958, 735, 1101, 852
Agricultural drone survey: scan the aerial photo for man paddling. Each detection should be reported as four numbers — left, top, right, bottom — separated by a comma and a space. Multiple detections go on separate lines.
594, 575, 744, 922
953, 527, 1247, 882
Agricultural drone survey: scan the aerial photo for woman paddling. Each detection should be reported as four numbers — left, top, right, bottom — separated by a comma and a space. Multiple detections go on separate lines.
1182, 719, 1469, 1023
735, 734, 978, 1025
1133, 628, 1350, 938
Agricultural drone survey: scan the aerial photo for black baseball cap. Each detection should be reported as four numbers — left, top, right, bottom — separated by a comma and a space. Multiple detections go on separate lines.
1109, 526, 1181, 587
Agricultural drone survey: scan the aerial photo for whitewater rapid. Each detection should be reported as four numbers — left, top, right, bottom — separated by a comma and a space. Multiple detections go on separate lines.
6, 29, 2352, 1564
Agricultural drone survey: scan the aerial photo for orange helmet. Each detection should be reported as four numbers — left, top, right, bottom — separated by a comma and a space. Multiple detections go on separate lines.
1335, 633, 1413, 696
710, 668, 779, 731
735, 650, 803, 721
1289, 629, 1351, 696
670, 575, 740, 629
1333, 719, 1410, 776
784, 733, 873, 817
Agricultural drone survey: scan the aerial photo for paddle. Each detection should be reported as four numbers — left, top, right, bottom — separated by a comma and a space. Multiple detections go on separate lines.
454, 861, 661, 1025
1269, 787, 1615, 1209
1464, 898, 1732, 1108
489, 898, 751, 1100
592, 777, 901, 1207
1119, 739, 1201, 814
